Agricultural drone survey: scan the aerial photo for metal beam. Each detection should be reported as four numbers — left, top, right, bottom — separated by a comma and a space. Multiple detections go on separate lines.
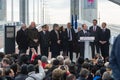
109, 0, 120, 5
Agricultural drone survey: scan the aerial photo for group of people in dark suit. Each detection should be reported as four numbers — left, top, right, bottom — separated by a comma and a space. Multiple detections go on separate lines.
16, 22, 39, 59
16, 19, 111, 61
77, 19, 110, 59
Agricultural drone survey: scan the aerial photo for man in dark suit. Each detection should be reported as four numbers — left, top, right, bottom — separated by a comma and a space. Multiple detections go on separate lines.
99, 22, 111, 59
78, 24, 90, 58
50, 24, 60, 58
39, 24, 50, 57
65, 22, 76, 61
89, 19, 101, 58
16, 23, 28, 54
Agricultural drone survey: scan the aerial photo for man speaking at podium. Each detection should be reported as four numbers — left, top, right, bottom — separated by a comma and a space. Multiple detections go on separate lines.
78, 24, 90, 58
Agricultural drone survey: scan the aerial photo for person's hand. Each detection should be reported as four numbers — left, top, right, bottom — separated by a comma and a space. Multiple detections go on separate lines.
99, 41, 106, 44
99, 41, 103, 44
38, 60, 42, 66
57, 40, 61, 44
103, 41, 107, 44
99, 41, 102, 44
31, 48, 37, 54
33, 39, 38, 43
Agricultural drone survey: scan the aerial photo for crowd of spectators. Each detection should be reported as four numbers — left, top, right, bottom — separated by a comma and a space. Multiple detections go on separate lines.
0, 51, 114, 80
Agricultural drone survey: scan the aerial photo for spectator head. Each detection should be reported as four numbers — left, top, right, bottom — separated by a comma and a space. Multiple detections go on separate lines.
102, 22, 107, 29
10, 63, 19, 75
45, 24, 49, 31
42, 25, 46, 31
67, 22, 71, 29
41, 56, 48, 63
52, 68, 63, 80
53, 24, 59, 31
27, 64, 35, 73
97, 59, 104, 67
68, 62, 77, 75
82, 24, 88, 30
102, 71, 113, 80
66, 74, 76, 80
100, 67, 106, 75
80, 68, 89, 79
64, 58, 71, 66
77, 27, 81, 32
50, 58, 56, 64
105, 62, 112, 71
52, 59, 60, 66
59, 26, 63, 32
57, 55, 64, 65
18, 54, 29, 65
93, 19, 97, 26
82, 62, 90, 70
77, 57, 84, 65
30, 22, 36, 28
5, 68, 14, 77
95, 70, 101, 76
0, 52, 5, 62
21, 23, 26, 30
2, 58, 10, 68
20, 64, 28, 75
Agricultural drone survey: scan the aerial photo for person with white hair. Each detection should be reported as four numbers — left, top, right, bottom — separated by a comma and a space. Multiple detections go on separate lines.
102, 71, 113, 80
16, 23, 28, 54
57, 55, 64, 65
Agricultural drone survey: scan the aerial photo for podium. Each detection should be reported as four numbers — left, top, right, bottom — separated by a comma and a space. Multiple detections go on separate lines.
78, 37, 95, 59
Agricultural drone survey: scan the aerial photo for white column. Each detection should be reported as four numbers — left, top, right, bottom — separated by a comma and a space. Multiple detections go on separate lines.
33, 0, 35, 21
37, 0, 40, 24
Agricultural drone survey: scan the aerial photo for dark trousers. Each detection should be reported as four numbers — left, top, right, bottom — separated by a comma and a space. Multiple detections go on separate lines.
51, 45, 60, 58
90, 42, 100, 58
100, 44, 109, 59
29, 46, 38, 59
40, 46, 49, 57
78, 43, 85, 58
67, 41, 73, 61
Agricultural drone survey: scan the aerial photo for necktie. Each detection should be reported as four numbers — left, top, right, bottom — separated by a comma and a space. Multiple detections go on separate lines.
68, 29, 71, 39
93, 27, 96, 31
56, 31, 59, 40
84, 30, 87, 36
43, 31, 46, 35
103, 29, 105, 32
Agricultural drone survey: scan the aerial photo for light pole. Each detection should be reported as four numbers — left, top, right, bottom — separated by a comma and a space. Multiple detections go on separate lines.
11, 0, 13, 22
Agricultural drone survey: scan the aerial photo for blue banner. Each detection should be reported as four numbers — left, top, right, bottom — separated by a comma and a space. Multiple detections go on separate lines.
75, 15, 78, 29
71, 15, 74, 28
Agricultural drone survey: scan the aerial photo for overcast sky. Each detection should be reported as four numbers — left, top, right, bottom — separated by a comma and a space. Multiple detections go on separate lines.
7, 0, 120, 25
